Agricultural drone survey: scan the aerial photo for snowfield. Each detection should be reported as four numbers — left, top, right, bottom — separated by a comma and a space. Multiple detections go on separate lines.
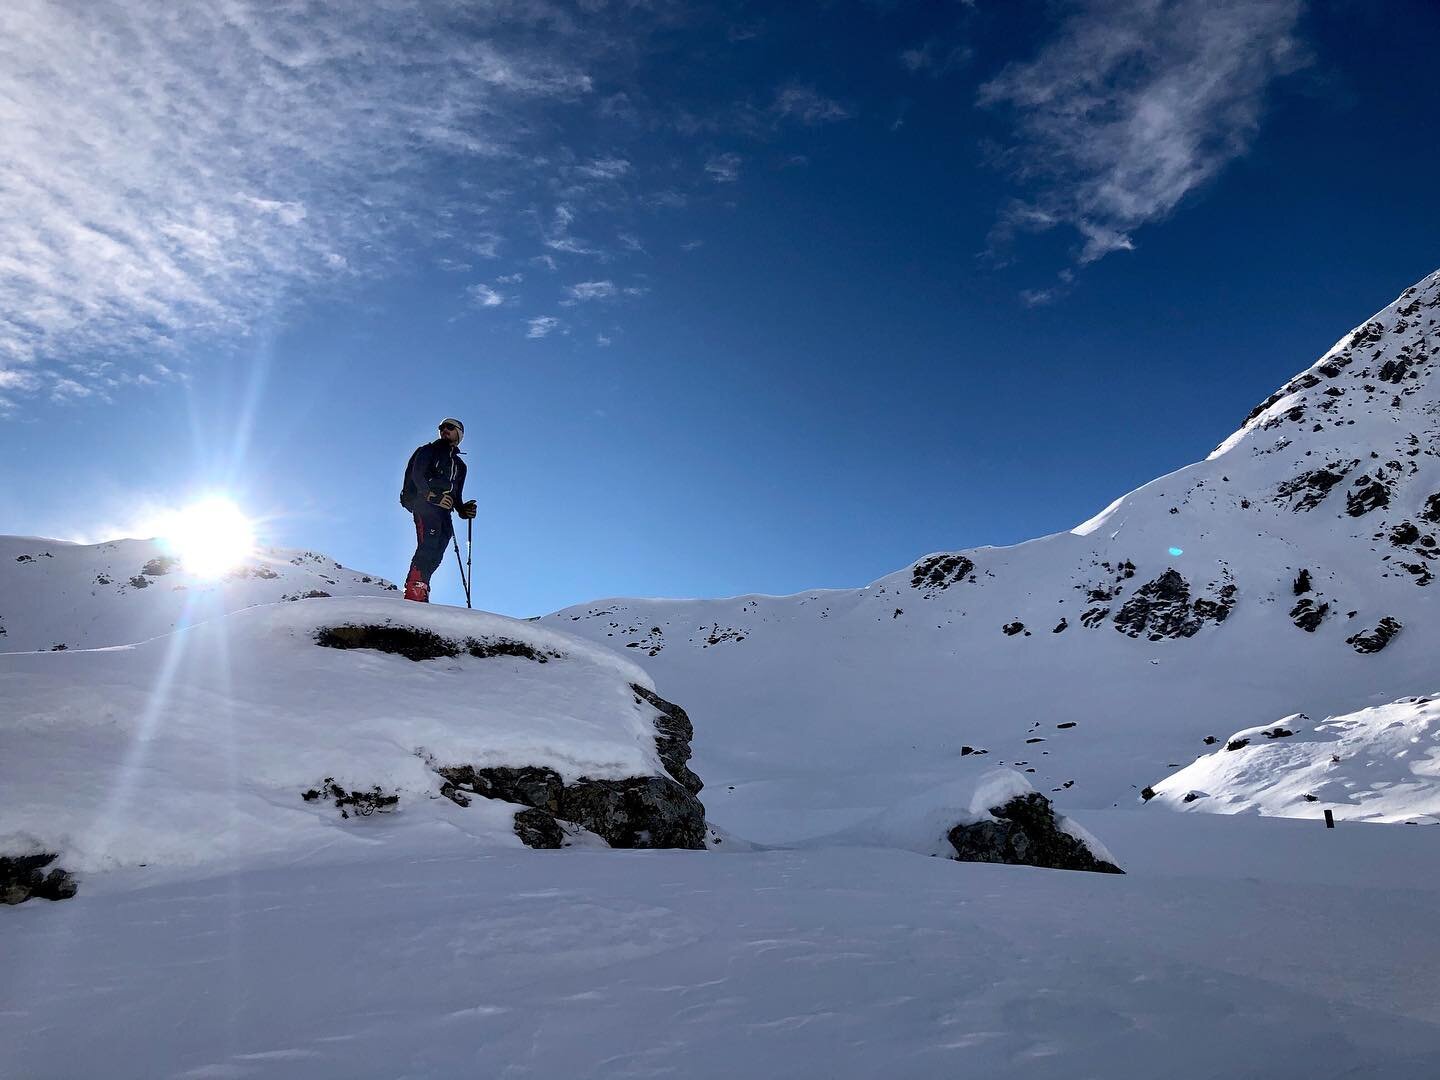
6, 814, 1440, 1079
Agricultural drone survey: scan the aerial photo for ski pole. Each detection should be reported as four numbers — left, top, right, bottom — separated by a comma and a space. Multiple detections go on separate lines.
465, 518, 473, 610
450, 533, 471, 608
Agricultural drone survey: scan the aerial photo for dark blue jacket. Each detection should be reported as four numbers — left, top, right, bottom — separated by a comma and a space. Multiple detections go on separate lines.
401, 439, 467, 513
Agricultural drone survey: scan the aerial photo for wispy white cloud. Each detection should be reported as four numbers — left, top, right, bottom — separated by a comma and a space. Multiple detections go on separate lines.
468, 284, 506, 308
526, 315, 561, 338
705, 152, 744, 183
0, 0, 602, 404
574, 157, 632, 180
563, 280, 647, 304
566, 281, 618, 302
771, 84, 850, 126
980, 0, 1306, 268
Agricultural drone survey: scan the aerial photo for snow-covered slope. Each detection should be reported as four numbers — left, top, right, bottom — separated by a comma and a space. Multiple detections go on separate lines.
0, 535, 397, 652
544, 270, 1440, 839
1148, 693, 1440, 822
0, 598, 696, 875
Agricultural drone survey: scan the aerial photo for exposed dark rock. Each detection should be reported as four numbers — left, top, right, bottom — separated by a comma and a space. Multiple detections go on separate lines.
315, 624, 560, 663
1052, 618, 1068, 633
1378, 357, 1412, 384
910, 553, 975, 595
1057, 722, 1077, 729
633, 684, 703, 796
1002, 621, 1026, 636
1140, 786, 1156, 802
302, 778, 398, 819
1263, 727, 1295, 740
1293, 568, 1312, 595
1422, 493, 1440, 524
513, 808, 565, 849
960, 745, 988, 756
1081, 606, 1109, 629
1391, 521, 1422, 546
127, 575, 150, 589
1181, 791, 1204, 804
437, 765, 564, 814
947, 793, 1123, 874
1346, 476, 1391, 517
1203, 736, 1218, 744
1, 853, 78, 904
1275, 461, 1358, 511
1347, 617, 1402, 654
142, 556, 179, 577
1289, 598, 1329, 632
564, 776, 706, 850
436, 683, 707, 849
15, 554, 33, 563
1113, 570, 1234, 641
1226, 738, 1250, 752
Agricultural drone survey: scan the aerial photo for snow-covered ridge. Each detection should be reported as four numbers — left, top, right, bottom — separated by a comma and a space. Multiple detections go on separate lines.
0, 598, 691, 875
0, 534, 397, 652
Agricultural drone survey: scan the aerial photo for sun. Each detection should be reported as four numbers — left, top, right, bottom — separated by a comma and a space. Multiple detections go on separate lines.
161, 498, 257, 579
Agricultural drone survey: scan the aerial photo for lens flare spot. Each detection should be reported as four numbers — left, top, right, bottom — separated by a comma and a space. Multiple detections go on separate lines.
1168, 547, 1184, 557
161, 498, 256, 578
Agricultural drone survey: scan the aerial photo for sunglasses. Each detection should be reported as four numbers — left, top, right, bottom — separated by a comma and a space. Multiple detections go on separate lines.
440, 424, 459, 432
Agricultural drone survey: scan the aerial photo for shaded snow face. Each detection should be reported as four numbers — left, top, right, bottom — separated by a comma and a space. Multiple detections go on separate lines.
542, 269, 1440, 835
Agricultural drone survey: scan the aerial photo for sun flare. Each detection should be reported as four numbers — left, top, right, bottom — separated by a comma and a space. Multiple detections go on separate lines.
161, 498, 257, 579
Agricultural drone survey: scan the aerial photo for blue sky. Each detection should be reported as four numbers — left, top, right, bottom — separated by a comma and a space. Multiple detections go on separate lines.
1, 0, 1438, 616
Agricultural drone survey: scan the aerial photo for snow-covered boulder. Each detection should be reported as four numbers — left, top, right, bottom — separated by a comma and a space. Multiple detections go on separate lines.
0, 598, 708, 901
813, 770, 1122, 874
0, 534, 399, 652
1146, 695, 1440, 823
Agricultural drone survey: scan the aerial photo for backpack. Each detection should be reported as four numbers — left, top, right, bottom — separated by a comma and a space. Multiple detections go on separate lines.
399, 446, 423, 511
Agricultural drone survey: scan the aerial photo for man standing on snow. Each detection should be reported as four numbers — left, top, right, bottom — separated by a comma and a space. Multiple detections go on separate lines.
400, 417, 477, 602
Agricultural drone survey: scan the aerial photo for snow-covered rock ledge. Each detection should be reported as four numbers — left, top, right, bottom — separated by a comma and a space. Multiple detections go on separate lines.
812, 771, 1123, 874
0, 598, 708, 903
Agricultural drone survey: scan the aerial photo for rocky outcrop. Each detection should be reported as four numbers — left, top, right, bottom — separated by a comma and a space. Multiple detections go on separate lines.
315, 624, 561, 663
947, 793, 1122, 875
1346, 617, 1402, 654
634, 684, 704, 796
1345, 475, 1392, 517
1289, 598, 1329, 632
910, 554, 975, 595
1, 852, 78, 904
1112, 569, 1235, 640
1274, 460, 1358, 511
437, 685, 706, 850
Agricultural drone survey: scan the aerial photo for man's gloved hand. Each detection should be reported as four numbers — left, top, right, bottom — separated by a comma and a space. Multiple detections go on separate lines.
432, 492, 454, 510
457, 500, 478, 520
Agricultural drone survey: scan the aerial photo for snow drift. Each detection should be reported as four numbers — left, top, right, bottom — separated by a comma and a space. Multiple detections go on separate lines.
0, 597, 707, 885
